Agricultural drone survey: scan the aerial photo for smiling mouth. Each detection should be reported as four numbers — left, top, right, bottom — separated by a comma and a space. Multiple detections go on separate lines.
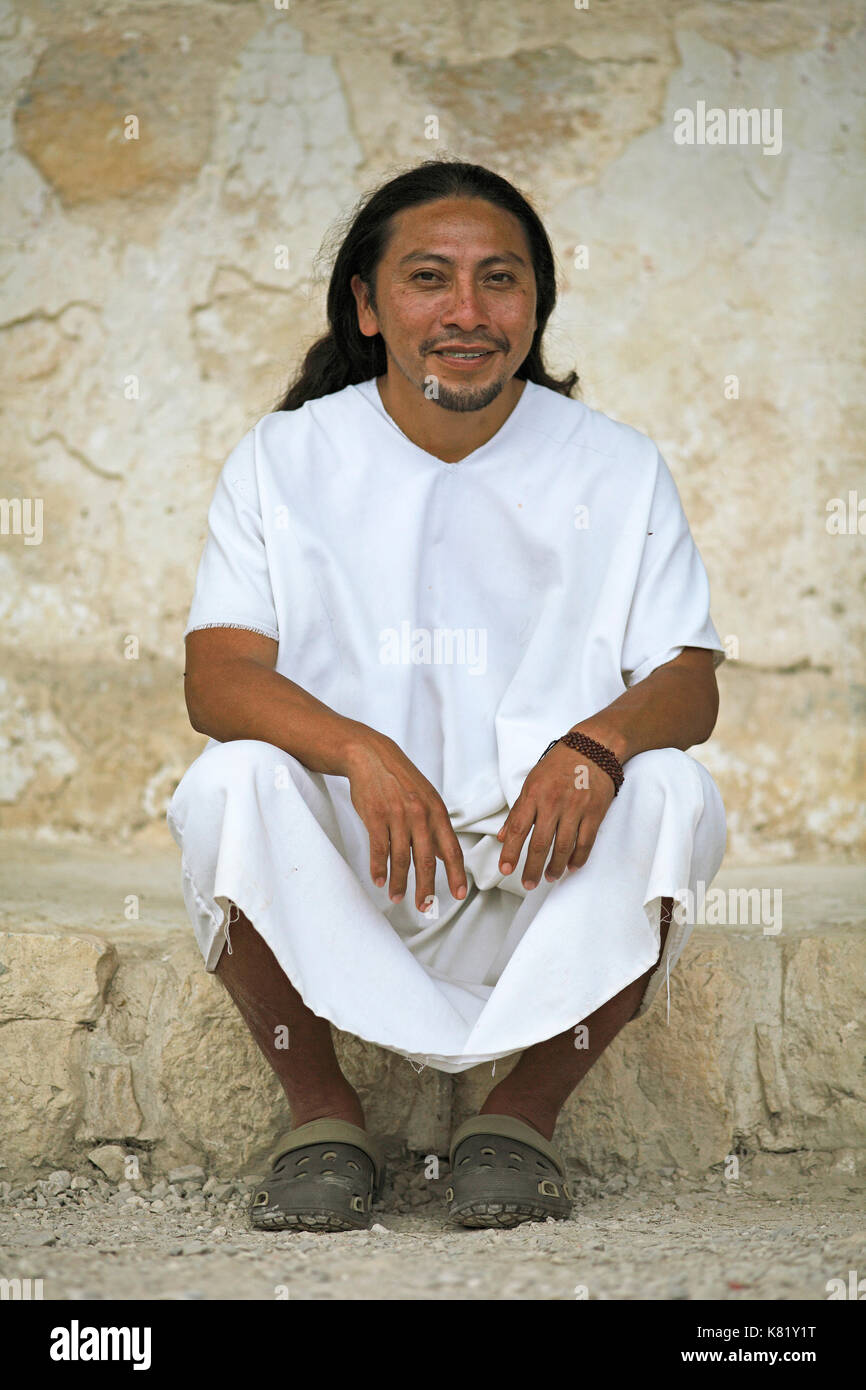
432, 349, 496, 363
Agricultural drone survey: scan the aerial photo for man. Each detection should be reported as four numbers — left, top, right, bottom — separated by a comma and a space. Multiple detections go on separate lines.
167, 158, 726, 1233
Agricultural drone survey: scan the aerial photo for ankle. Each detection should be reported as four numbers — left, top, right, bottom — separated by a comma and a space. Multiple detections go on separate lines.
289, 1105, 365, 1131
286, 1085, 365, 1132
479, 1090, 559, 1142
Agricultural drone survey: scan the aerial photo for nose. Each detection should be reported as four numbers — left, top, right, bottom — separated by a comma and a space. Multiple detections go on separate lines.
440, 275, 491, 330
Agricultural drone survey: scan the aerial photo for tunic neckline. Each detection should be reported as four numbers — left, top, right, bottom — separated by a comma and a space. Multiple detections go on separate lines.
351, 374, 537, 467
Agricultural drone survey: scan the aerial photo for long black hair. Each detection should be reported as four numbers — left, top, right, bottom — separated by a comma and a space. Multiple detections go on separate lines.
273, 157, 578, 411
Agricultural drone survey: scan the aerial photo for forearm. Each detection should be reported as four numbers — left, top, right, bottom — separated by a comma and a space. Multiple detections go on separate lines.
185, 656, 367, 777
569, 650, 719, 766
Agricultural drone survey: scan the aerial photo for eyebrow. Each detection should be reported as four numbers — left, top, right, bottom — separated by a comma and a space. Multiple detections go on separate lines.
397, 250, 528, 269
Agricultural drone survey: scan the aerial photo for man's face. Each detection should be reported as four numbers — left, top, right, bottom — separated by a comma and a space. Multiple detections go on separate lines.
351, 196, 538, 413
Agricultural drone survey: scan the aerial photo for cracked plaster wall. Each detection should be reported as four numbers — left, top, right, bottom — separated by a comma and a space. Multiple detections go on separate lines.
1, 0, 863, 861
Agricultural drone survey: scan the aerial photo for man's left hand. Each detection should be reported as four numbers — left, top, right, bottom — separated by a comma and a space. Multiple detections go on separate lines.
496, 742, 616, 888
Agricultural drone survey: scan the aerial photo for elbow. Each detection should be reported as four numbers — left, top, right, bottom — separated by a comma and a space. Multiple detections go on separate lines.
184, 675, 210, 736
187, 709, 208, 737
694, 678, 720, 745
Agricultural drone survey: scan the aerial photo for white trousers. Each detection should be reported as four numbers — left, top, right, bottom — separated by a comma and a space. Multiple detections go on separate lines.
166, 740, 726, 1074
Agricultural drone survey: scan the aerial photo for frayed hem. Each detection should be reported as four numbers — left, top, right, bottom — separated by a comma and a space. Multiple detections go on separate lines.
184, 621, 279, 641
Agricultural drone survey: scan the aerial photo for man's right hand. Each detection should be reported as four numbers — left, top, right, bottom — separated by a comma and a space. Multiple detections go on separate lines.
340, 726, 468, 913
183, 629, 466, 915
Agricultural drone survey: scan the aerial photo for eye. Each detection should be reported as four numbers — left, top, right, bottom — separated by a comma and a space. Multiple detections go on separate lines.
409, 270, 516, 284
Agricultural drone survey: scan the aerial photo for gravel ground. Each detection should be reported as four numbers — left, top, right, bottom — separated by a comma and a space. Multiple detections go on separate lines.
1, 1155, 863, 1301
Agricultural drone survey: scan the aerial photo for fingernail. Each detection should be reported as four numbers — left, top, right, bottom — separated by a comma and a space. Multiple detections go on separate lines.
457, 884, 467, 898
500, 861, 512, 874
523, 879, 537, 890
390, 892, 403, 902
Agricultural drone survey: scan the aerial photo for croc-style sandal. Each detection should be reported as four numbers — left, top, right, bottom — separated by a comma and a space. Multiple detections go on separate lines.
250, 1119, 387, 1233
445, 1113, 574, 1228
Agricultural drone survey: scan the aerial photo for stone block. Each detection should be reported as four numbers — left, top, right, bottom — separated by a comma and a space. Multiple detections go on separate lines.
0, 849, 863, 1184
0, 1020, 85, 1174
77, 1062, 143, 1142
0, 931, 117, 1024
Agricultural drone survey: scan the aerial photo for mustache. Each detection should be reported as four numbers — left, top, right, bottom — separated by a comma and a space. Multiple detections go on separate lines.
426, 342, 503, 353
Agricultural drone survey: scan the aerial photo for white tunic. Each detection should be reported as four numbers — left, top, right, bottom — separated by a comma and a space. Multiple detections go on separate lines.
166, 377, 727, 1074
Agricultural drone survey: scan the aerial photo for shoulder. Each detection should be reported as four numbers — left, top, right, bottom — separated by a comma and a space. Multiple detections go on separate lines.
522, 382, 661, 476
229, 384, 364, 492
252, 382, 361, 452
522, 382, 656, 462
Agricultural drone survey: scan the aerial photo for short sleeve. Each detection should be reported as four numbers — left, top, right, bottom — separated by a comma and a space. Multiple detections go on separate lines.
620, 450, 725, 687
182, 427, 279, 643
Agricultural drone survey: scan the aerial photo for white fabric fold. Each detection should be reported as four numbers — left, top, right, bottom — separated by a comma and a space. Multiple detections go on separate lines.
167, 740, 724, 1073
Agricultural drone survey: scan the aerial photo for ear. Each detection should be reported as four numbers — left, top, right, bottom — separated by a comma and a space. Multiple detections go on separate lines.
350, 273, 379, 339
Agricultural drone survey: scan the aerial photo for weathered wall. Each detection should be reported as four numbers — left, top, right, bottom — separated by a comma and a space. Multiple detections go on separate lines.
2, 0, 863, 860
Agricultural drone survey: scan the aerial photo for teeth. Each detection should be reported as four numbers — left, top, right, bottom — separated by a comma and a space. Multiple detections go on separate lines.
441, 351, 487, 358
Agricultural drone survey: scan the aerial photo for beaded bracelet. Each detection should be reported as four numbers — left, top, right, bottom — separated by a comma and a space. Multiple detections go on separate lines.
536, 730, 625, 796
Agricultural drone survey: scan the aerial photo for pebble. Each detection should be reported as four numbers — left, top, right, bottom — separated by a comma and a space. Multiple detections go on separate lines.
42, 1171, 72, 1196
0, 1155, 859, 1306
87, 1146, 128, 1184
15, 1231, 57, 1247
168, 1166, 206, 1185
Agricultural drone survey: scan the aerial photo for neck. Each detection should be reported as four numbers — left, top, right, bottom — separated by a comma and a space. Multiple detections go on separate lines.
376, 370, 526, 463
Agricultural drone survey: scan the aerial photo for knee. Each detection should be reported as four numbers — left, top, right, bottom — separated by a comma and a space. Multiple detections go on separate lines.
193, 738, 302, 794
620, 747, 704, 807
626, 746, 692, 779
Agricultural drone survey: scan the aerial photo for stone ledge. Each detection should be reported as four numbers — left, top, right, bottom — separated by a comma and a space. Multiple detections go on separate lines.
0, 840, 863, 1184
